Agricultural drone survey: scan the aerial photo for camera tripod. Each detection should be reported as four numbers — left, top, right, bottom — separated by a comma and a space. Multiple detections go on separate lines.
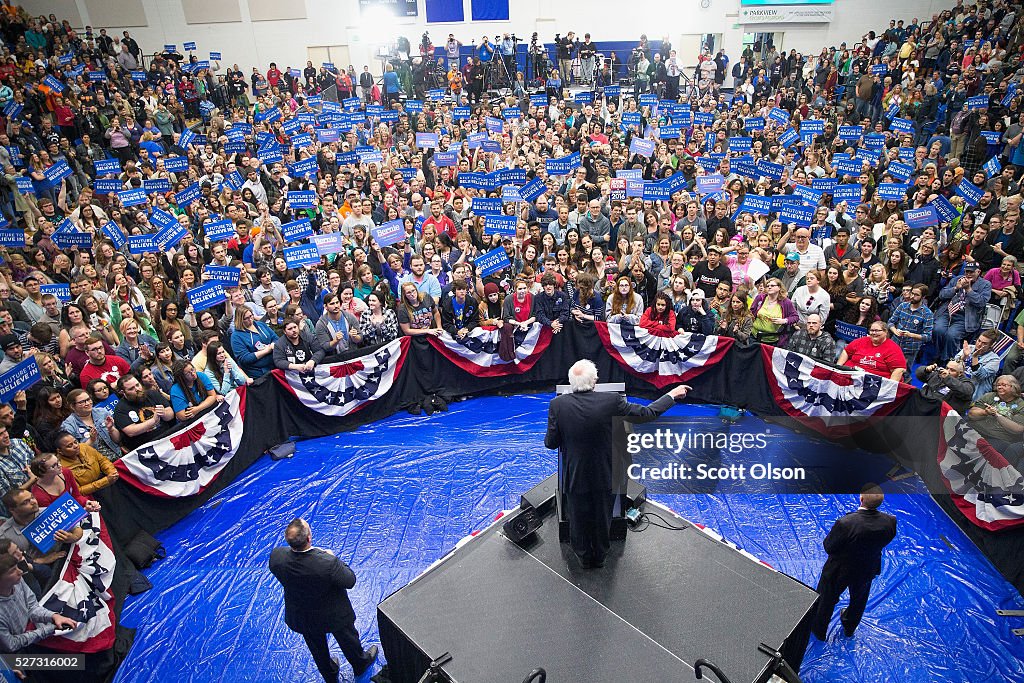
484, 41, 515, 98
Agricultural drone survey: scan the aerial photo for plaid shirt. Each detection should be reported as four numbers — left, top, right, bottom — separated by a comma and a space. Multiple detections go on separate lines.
785, 329, 837, 364
889, 301, 935, 357
0, 438, 34, 497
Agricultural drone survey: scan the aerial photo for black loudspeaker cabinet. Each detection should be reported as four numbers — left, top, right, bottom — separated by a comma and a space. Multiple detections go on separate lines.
502, 506, 542, 546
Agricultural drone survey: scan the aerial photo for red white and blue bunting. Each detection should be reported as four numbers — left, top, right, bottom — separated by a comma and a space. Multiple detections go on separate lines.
595, 322, 733, 389
761, 346, 913, 435
274, 337, 410, 415
427, 324, 553, 377
937, 403, 1024, 531
115, 387, 247, 498
38, 511, 117, 653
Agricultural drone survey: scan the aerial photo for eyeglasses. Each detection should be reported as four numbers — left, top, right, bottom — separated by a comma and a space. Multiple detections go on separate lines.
74, 398, 92, 406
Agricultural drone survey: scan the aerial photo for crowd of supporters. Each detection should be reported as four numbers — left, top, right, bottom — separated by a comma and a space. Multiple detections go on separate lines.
0, 0, 1018, 665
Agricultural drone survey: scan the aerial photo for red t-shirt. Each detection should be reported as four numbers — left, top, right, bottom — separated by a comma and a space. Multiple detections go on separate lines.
843, 336, 906, 378
79, 354, 132, 388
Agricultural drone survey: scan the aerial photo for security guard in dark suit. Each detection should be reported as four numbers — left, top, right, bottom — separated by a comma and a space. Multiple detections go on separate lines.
811, 485, 897, 640
545, 359, 689, 568
269, 518, 378, 681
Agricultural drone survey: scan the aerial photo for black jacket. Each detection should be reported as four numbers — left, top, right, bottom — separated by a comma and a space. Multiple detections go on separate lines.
269, 546, 357, 633
821, 508, 897, 581
545, 392, 675, 493
439, 292, 480, 336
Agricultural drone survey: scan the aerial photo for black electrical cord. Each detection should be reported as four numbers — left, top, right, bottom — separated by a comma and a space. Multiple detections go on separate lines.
627, 511, 688, 533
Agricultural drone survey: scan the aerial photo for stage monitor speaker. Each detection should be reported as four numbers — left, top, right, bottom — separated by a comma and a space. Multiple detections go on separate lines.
503, 507, 542, 546
520, 473, 557, 514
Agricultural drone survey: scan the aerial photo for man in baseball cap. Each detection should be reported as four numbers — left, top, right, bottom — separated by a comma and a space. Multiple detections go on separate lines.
0, 333, 24, 373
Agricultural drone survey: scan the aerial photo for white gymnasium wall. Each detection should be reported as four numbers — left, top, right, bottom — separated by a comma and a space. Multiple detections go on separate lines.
41, 0, 954, 77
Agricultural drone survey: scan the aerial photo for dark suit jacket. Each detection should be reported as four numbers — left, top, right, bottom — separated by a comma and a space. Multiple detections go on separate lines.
269, 546, 357, 634
545, 391, 675, 494
821, 508, 897, 581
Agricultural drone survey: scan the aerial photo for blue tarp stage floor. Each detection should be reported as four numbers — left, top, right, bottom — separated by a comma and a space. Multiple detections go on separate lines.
116, 395, 1024, 683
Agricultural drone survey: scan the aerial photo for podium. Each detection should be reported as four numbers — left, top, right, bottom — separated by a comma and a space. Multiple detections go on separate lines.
551, 383, 646, 543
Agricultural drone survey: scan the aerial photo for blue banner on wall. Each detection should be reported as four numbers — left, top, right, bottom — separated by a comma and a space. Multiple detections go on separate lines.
471, 0, 509, 21
425, 0, 464, 23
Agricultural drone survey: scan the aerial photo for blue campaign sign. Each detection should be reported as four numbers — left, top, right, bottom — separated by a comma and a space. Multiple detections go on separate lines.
876, 183, 910, 200
622, 112, 642, 127
485, 117, 503, 133
573, 92, 594, 105
289, 157, 318, 178
835, 320, 868, 342
174, 182, 202, 208
890, 118, 914, 134
886, 161, 914, 182
101, 222, 126, 250
730, 136, 753, 153
696, 174, 725, 195
483, 215, 517, 236
459, 172, 493, 190
466, 132, 487, 149
426, 88, 446, 101
416, 132, 439, 149
130, 71, 147, 81
663, 172, 688, 195
178, 128, 196, 149
779, 203, 815, 227
225, 126, 248, 141
629, 137, 656, 158
625, 180, 645, 198
520, 177, 547, 203
932, 195, 958, 223
44, 160, 72, 184
967, 95, 989, 110
811, 178, 838, 193
494, 168, 527, 185
480, 140, 501, 153
871, 63, 888, 75
282, 119, 302, 137
956, 178, 983, 206
756, 160, 784, 180
659, 124, 683, 140
885, 103, 900, 121
905, 205, 939, 229
94, 179, 122, 195
545, 152, 581, 176
771, 195, 802, 211
642, 182, 671, 201
833, 184, 863, 202
154, 218, 187, 250
258, 146, 284, 164
778, 128, 799, 148
39, 282, 70, 302
404, 99, 424, 113
801, 119, 825, 134
0, 355, 40, 403
188, 282, 227, 312
379, 111, 400, 124
744, 117, 765, 132
693, 111, 714, 127
984, 156, 1002, 178
311, 233, 345, 256
768, 107, 790, 126
433, 151, 458, 167
397, 167, 418, 182
603, 85, 621, 98
287, 191, 316, 209
502, 106, 522, 120
897, 147, 916, 162
638, 94, 658, 108
282, 218, 314, 242
336, 152, 358, 167
471, 197, 503, 216
980, 131, 1002, 145
474, 247, 512, 278
452, 106, 471, 121
210, 51, 222, 60
128, 235, 159, 255
224, 170, 244, 191
204, 219, 236, 242
834, 158, 864, 176
616, 169, 643, 180
284, 243, 321, 268
0, 229, 23, 247
3, 102, 23, 119
793, 185, 824, 206
117, 188, 148, 207
51, 229, 92, 250
143, 178, 172, 194
838, 125, 863, 142
371, 219, 407, 247
184, 41, 197, 51
163, 156, 189, 173
863, 133, 887, 150
203, 265, 241, 287
358, 150, 383, 164
529, 93, 548, 107
94, 158, 121, 175
317, 128, 341, 143
42, 75, 64, 92
501, 185, 521, 202
23, 492, 86, 554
